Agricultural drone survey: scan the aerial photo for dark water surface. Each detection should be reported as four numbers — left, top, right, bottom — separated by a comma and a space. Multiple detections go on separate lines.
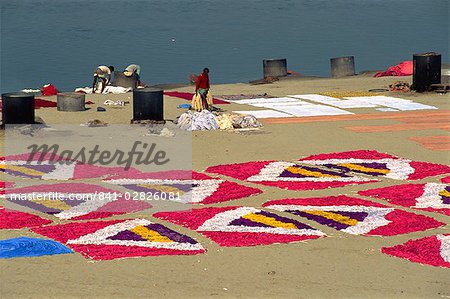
1, 0, 448, 92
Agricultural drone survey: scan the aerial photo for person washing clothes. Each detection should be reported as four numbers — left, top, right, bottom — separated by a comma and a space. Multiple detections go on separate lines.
123, 64, 142, 87
195, 68, 210, 110
92, 65, 114, 93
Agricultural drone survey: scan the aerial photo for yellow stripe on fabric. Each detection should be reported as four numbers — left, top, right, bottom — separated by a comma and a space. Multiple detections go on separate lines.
1, 164, 46, 177
439, 189, 450, 197
337, 163, 390, 174
285, 166, 341, 178
242, 213, 297, 230
305, 210, 358, 226
139, 184, 185, 195
131, 225, 173, 243
319, 91, 380, 98
30, 199, 72, 211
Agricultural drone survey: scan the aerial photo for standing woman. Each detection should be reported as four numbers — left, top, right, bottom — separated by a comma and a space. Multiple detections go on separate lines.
195, 68, 210, 110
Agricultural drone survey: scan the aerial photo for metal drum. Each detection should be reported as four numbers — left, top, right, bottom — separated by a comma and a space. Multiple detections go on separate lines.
1, 92, 35, 124
263, 59, 287, 78
57, 92, 85, 111
330, 56, 355, 77
413, 52, 441, 92
133, 88, 164, 121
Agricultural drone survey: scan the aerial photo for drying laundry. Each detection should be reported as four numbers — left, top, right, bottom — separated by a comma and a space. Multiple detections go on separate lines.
374, 61, 413, 77
74, 86, 132, 94
218, 93, 273, 101
164, 91, 229, 104
232, 110, 292, 119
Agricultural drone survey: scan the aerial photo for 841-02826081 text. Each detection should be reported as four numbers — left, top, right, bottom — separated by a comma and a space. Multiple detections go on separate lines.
94, 191, 182, 201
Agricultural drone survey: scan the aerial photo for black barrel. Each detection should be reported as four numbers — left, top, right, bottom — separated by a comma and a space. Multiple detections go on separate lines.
1, 93, 35, 124
111, 71, 137, 88
330, 56, 355, 77
412, 52, 441, 92
57, 92, 85, 111
263, 59, 287, 78
133, 88, 164, 121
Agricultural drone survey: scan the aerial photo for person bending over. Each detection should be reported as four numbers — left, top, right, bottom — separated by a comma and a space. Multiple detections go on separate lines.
124, 64, 142, 87
92, 65, 114, 93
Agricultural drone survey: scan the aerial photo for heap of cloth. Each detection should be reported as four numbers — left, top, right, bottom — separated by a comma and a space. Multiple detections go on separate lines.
74, 86, 132, 94
176, 110, 262, 131
374, 61, 413, 77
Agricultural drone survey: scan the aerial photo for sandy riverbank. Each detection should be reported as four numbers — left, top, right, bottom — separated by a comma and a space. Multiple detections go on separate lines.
1, 75, 449, 298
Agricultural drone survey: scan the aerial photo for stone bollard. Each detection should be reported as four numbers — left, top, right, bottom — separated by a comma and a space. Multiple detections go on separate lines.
263, 59, 287, 78
1, 92, 35, 124
57, 92, 86, 111
412, 52, 441, 92
133, 88, 164, 121
111, 71, 137, 88
330, 56, 355, 77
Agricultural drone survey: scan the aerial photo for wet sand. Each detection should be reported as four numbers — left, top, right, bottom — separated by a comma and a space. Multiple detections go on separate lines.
1, 75, 449, 298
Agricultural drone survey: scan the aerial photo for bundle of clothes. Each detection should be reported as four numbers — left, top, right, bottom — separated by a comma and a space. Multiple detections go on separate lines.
176, 110, 262, 131
389, 81, 411, 92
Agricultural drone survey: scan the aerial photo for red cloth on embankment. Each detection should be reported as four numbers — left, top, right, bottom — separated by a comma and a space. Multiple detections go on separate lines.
41, 84, 59, 96
374, 61, 413, 77
0, 98, 56, 110
164, 91, 229, 104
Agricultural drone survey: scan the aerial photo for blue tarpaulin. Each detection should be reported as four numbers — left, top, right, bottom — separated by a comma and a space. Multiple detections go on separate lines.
0, 237, 73, 259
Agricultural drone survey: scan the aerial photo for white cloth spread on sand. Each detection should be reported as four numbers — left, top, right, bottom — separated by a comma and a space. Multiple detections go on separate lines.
74, 86, 132, 94
20, 88, 41, 93
232, 110, 293, 119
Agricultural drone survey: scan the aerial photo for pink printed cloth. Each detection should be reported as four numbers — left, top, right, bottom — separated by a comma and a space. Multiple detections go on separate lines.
374, 61, 413, 77
164, 91, 229, 104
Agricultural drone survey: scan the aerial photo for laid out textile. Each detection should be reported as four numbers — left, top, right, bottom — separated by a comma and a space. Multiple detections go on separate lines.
2, 152, 142, 180
374, 61, 413, 77
359, 183, 450, 216
5, 183, 151, 220
164, 91, 229, 104
74, 86, 132, 94
0, 98, 57, 111
263, 195, 444, 236
206, 160, 376, 191
298, 150, 450, 181
20, 88, 41, 93
32, 219, 205, 260
232, 110, 293, 119
228, 97, 300, 105
382, 234, 450, 268
343, 96, 437, 111
272, 104, 353, 117
218, 94, 273, 101
289, 94, 379, 109
154, 206, 326, 247
103, 170, 262, 205
0, 207, 52, 229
